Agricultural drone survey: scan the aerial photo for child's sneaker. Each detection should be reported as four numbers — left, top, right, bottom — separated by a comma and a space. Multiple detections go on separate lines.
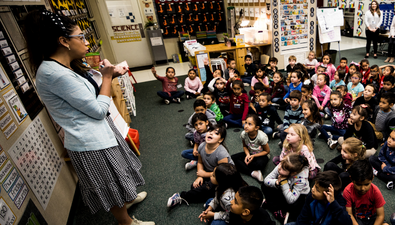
372, 167, 378, 176
189, 140, 194, 147
327, 138, 337, 149
251, 170, 264, 182
185, 160, 197, 170
164, 99, 170, 105
387, 181, 394, 190
272, 131, 280, 139
176, 98, 181, 103
278, 141, 282, 148
167, 193, 189, 207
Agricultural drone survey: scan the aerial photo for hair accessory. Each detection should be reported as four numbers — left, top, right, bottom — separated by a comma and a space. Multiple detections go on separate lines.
350, 61, 360, 67
42, 10, 67, 35
235, 78, 241, 81
362, 144, 365, 149
361, 104, 367, 108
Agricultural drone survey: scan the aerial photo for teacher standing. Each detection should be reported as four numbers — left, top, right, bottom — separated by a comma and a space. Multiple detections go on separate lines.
364, 0, 382, 59
23, 10, 154, 225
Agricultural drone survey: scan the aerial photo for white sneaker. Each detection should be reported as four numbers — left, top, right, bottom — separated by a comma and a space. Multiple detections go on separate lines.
167, 193, 189, 207
164, 99, 170, 105
372, 167, 378, 176
327, 138, 338, 149
272, 131, 280, 139
387, 181, 394, 190
176, 98, 181, 103
185, 160, 197, 170
130, 216, 155, 225
126, 192, 147, 209
252, 170, 264, 182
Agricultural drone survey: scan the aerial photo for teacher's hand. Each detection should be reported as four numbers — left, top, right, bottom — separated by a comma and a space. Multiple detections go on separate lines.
99, 59, 115, 79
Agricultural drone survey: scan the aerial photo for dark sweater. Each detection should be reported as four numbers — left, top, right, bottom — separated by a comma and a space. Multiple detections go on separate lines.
252, 104, 283, 128
344, 121, 378, 149
244, 63, 257, 77
372, 107, 395, 140
266, 81, 286, 99
376, 86, 395, 102
229, 208, 276, 225
296, 193, 352, 225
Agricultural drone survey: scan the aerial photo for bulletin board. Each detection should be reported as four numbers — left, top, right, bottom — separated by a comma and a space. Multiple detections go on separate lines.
279, 0, 310, 54
155, 0, 226, 38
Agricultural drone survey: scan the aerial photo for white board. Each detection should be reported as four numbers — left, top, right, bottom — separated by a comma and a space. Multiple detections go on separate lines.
317, 8, 343, 44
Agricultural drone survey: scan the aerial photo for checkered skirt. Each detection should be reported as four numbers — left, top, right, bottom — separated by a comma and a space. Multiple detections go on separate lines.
67, 116, 145, 214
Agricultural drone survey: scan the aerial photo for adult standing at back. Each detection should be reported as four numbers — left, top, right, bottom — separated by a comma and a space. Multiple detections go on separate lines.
23, 10, 154, 225
364, 0, 382, 59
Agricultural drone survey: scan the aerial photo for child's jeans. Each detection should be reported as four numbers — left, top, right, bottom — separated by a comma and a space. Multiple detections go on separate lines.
241, 75, 253, 84
324, 107, 332, 117
204, 198, 227, 225
181, 149, 198, 161
157, 91, 184, 100
223, 114, 243, 127
319, 125, 346, 140
272, 97, 281, 103
261, 126, 273, 137
185, 132, 194, 141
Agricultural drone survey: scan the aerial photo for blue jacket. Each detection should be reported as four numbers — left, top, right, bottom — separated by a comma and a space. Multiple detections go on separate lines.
283, 82, 303, 100
36, 60, 117, 152
296, 193, 352, 225
378, 141, 395, 174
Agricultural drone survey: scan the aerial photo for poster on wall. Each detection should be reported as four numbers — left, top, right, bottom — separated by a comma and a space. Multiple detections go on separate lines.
0, 65, 10, 91
3, 89, 28, 125
8, 117, 64, 210
0, 197, 16, 225
279, 0, 309, 54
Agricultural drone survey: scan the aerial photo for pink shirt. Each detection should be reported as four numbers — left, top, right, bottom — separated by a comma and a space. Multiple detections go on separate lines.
251, 76, 269, 88
184, 77, 203, 94
279, 145, 321, 172
312, 85, 331, 108
315, 63, 337, 81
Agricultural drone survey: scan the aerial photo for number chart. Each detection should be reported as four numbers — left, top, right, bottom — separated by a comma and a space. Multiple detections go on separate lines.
8, 117, 63, 210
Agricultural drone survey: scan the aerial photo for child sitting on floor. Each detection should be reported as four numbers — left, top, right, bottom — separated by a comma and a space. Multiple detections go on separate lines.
262, 153, 310, 223
232, 114, 270, 182
344, 159, 386, 225
295, 171, 352, 225
229, 186, 275, 225
152, 66, 184, 104
184, 69, 203, 99
370, 130, 395, 190
252, 93, 283, 137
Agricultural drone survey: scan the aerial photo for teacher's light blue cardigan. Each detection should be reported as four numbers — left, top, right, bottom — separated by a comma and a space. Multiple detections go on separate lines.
36, 61, 117, 152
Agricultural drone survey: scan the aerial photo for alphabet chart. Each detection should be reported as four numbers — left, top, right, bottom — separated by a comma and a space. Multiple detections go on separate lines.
8, 117, 63, 210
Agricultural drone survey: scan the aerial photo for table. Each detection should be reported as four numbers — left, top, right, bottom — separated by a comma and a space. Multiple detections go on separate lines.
188, 43, 271, 75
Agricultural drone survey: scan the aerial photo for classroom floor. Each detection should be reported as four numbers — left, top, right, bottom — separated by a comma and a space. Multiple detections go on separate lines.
68, 40, 395, 225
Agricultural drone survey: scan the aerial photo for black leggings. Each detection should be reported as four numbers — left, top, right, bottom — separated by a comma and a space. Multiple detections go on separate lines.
261, 184, 306, 221
180, 178, 216, 203
370, 155, 395, 183
388, 38, 395, 57
232, 152, 269, 175
366, 29, 379, 54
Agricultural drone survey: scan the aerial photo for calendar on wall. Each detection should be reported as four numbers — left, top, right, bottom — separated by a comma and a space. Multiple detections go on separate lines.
8, 117, 64, 210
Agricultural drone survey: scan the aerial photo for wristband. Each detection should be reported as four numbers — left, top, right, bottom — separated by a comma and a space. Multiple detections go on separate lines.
280, 179, 288, 186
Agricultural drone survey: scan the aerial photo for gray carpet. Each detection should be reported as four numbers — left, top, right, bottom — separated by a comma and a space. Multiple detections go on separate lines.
70, 47, 395, 225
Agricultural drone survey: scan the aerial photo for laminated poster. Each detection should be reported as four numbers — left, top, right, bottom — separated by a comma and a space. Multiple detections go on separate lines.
3, 89, 27, 125
8, 117, 63, 210
0, 197, 16, 225
0, 65, 10, 90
